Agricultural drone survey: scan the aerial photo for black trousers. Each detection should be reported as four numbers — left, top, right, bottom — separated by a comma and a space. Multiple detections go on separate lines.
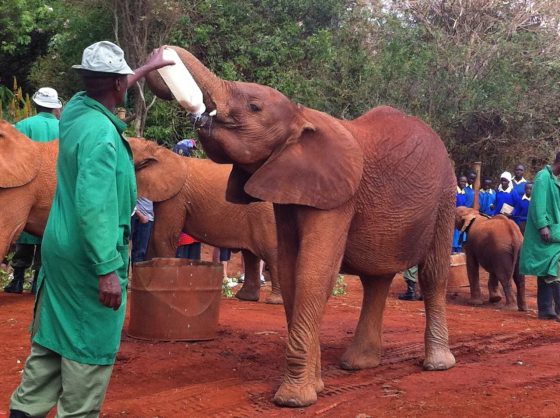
11, 244, 41, 271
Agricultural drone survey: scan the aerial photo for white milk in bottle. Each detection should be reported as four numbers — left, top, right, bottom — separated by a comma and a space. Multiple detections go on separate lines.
157, 48, 206, 115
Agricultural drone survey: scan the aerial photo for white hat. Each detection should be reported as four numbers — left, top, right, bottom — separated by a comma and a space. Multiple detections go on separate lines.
32, 87, 62, 109
500, 171, 512, 182
72, 41, 134, 75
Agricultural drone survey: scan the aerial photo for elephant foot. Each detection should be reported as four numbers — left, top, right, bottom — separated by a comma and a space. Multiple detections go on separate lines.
339, 347, 381, 370
273, 381, 317, 408
265, 292, 283, 305
468, 297, 483, 306
314, 376, 325, 393
234, 285, 259, 302
489, 295, 502, 304
503, 302, 517, 311
423, 347, 455, 371
518, 303, 528, 312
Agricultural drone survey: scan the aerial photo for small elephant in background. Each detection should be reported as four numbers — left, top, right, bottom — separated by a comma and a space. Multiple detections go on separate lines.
455, 206, 526, 311
129, 137, 282, 304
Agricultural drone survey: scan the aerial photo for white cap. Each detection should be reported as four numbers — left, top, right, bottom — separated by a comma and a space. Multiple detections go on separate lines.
32, 87, 62, 109
72, 41, 134, 75
500, 171, 512, 182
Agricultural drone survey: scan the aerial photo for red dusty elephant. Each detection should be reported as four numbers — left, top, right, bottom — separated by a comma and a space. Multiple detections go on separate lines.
0, 120, 57, 260
146, 46, 457, 407
455, 206, 526, 311
129, 137, 282, 304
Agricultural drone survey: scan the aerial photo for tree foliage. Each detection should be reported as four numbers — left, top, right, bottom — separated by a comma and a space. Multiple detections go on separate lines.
2, 0, 560, 179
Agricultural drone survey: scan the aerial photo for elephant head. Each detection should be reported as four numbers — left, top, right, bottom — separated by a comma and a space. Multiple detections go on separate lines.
146, 46, 363, 210
0, 120, 41, 188
128, 137, 186, 202
455, 206, 479, 232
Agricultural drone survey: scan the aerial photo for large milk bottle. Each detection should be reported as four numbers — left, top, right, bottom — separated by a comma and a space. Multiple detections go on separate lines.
157, 48, 206, 115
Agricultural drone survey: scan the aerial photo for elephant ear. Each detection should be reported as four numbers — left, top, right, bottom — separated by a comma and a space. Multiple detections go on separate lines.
129, 138, 186, 202
225, 165, 262, 204
243, 109, 363, 210
459, 212, 477, 233
0, 120, 41, 188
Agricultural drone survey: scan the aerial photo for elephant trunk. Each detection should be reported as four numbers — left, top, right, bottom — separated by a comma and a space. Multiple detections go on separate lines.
146, 46, 228, 115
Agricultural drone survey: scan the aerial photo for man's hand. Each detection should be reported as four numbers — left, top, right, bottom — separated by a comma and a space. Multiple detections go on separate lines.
539, 226, 551, 242
145, 45, 175, 72
98, 272, 122, 310
135, 210, 149, 224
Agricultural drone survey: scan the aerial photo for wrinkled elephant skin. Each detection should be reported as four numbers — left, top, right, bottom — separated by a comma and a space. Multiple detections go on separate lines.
146, 46, 457, 408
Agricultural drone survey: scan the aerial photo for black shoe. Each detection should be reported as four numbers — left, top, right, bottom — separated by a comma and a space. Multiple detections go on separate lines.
4, 278, 23, 294
398, 279, 417, 301
9, 409, 31, 418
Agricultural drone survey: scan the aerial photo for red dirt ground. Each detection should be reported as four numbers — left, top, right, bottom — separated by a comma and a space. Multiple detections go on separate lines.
1, 248, 560, 417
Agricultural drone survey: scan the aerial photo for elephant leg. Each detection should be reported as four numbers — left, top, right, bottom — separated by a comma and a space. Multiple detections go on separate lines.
235, 250, 260, 302
487, 273, 502, 303
264, 257, 283, 305
465, 252, 483, 305
273, 205, 350, 408
147, 202, 183, 259
340, 274, 394, 370
498, 269, 517, 310
418, 212, 455, 371
513, 258, 527, 311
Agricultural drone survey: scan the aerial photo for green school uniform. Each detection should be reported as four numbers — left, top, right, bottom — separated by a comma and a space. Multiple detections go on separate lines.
33, 92, 136, 365
15, 112, 59, 245
519, 165, 560, 277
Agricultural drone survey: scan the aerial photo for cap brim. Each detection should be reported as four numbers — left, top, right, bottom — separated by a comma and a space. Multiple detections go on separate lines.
32, 99, 62, 109
72, 64, 134, 75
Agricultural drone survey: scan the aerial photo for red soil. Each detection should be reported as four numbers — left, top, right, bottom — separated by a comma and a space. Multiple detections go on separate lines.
1, 248, 559, 417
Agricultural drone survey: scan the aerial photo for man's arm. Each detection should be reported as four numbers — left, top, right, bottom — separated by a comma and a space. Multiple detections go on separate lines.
127, 46, 174, 89
528, 172, 550, 241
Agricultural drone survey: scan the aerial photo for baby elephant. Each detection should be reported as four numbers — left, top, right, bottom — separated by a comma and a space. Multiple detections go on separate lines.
455, 207, 526, 311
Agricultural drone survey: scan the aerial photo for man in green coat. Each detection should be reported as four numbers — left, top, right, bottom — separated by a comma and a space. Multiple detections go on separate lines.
519, 152, 560, 320
9, 41, 173, 418
4, 87, 61, 294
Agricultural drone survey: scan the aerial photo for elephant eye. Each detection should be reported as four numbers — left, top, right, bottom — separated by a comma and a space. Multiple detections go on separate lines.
248, 103, 261, 112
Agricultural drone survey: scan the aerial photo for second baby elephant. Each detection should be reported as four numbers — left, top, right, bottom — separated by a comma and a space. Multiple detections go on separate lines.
129, 137, 282, 304
455, 206, 526, 311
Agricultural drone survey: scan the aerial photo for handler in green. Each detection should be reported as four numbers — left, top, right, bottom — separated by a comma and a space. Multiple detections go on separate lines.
4, 87, 62, 294
9, 41, 173, 418
519, 152, 560, 321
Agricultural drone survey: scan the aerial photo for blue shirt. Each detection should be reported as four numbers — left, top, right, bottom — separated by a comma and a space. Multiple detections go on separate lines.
464, 185, 474, 208
512, 179, 527, 197
456, 187, 468, 207
493, 188, 521, 215
512, 196, 530, 225
479, 189, 496, 216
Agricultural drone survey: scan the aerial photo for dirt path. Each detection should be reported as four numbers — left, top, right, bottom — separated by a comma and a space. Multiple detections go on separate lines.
1, 260, 559, 417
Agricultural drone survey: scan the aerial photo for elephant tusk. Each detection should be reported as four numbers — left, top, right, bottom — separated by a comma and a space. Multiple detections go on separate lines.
209, 109, 217, 116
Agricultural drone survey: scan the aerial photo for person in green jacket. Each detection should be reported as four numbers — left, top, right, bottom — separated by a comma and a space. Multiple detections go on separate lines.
519, 152, 560, 321
9, 41, 173, 418
4, 87, 62, 295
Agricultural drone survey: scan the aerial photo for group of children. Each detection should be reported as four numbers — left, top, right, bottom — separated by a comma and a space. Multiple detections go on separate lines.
453, 164, 532, 253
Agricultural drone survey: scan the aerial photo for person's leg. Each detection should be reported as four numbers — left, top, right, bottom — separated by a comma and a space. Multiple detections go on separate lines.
188, 242, 201, 260
31, 244, 41, 295
399, 266, 418, 301
9, 343, 62, 417
57, 358, 114, 418
131, 218, 152, 263
5, 244, 34, 293
219, 248, 231, 279
537, 276, 557, 319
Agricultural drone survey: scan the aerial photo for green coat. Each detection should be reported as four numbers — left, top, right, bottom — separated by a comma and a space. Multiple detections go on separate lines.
15, 112, 59, 245
33, 92, 136, 365
519, 165, 560, 277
